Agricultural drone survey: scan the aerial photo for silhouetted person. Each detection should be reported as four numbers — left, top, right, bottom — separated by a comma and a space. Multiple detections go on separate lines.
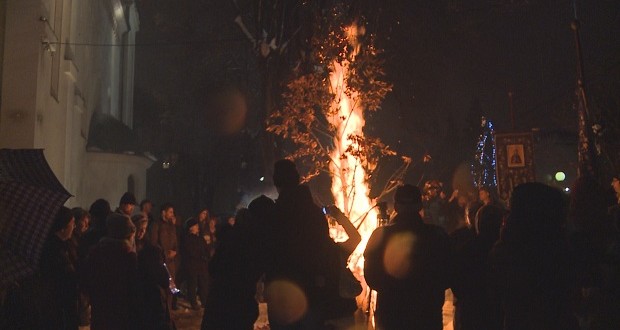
569, 175, 620, 328
491, 182, 578, 330
266, 159, 334, 329
452, 204, 504, 330
149, 203, 179, 309
132, 214, 174, 330
83, 213, 138, 330
81, 199, 112, 256
323, 205, 362, 325
202, 197, 276, 329
364, 184, 454, 330
181, 217, 210, 310
69, 207, 91, 327
140, 199, 155, 226
38, 206, 78, 329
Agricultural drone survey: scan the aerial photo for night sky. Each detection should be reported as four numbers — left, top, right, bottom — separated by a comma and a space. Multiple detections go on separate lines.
133, 0, 620, 215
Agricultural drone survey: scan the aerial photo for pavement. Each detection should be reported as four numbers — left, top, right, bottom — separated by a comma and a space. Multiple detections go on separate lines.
78, 290, 454, 330
168, 290, 455, 330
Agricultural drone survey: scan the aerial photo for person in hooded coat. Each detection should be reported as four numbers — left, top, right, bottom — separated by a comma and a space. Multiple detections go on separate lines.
82, 213, 138, 330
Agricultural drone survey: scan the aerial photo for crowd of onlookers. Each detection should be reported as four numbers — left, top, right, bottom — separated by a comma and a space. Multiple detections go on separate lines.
0, 191, 222, 329
1, 160, 620, 330
364, 175, 619, 330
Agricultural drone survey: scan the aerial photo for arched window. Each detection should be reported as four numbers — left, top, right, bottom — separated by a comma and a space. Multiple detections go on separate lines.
127, 175, 135, 195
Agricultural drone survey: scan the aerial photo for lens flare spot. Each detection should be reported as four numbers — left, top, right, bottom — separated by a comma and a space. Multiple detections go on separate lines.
383, 232, 416, 279
265, 280, 308, 325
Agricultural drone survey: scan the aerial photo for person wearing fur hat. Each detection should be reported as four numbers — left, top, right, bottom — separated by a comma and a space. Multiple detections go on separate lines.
82, 213, 138, 330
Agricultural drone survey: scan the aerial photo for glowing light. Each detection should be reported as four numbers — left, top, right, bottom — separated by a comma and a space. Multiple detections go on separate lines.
259, 176, 265, 182
264, 280, 308, 325
555, 171, 566, 182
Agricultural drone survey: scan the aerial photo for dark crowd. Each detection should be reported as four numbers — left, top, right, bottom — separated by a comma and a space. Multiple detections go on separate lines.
1, 160, 620, 330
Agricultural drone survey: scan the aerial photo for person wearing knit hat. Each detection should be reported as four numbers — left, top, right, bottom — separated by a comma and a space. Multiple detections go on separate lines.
181, 217, 210, 310
117, 192, 137, 217
185, 217, 199, 231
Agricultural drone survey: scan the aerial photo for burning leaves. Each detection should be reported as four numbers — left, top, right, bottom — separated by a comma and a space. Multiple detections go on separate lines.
266, 10, 394, 185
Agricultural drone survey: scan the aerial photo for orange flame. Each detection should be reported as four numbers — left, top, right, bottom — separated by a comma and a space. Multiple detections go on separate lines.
327, 24, 377, 274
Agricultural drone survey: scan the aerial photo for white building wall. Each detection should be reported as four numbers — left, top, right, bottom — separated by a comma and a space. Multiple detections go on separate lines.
0, 0, 150, 208
80, 152, 151, 209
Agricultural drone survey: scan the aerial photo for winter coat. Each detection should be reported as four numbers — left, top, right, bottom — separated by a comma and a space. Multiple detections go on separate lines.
268, 185, 334, 301
38, 235, 79, 330
364, 211, 454, 330
182, 232, 210, 274
82, 238, 138, 330
136, 241, 173, 330
150, 219, 179, 277
202, 224, 263, 329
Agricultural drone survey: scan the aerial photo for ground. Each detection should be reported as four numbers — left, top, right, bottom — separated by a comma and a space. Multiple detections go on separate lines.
77, 290, 453, 329
167, 290, 455, 330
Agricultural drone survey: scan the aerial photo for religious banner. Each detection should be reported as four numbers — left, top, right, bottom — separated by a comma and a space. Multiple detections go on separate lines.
494, 132, 536, 202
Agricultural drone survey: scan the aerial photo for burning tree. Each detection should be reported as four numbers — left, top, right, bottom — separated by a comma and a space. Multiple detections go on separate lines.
266, 6, 405, 234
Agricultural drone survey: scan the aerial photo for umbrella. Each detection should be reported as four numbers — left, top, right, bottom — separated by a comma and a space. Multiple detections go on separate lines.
0, 149, 72, 286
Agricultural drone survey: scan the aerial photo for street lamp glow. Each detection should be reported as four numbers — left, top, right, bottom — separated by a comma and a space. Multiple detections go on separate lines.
259, 176, 264, 182
555, 171, 566, 182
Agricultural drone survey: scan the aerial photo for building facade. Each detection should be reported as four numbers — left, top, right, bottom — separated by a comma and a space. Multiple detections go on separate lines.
0, 0, 151, 208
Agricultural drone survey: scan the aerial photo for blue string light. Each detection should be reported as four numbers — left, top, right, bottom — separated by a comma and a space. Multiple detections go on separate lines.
471, 117, 497, 188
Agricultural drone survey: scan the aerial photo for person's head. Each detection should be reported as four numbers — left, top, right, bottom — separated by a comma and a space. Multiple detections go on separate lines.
89, 198, 111, 227
570, 175, 607, 231
140, 199, 153, 214
273, 159, 300, 192
71, 207, 90, 234
160, 203, 174, 223
249, 195, 275, 214
131, 214, 148, 240
119, 192, 137, 216
106, 213, 136, 240
233, 208, 252, 227
475, 204, 504, 240
423, 180, 442, 199
505, 182, 565, 243
611, 175, 620, 196
478, 187, 492, 205
185, 217, 200, 235
208, 217, 217, 232
248, 195, 275, 225
198, 209, 209, 222
457, 194, 469, 208
466, 200, 483, 226
394, 184, 423, 214
51, 206, 75, 241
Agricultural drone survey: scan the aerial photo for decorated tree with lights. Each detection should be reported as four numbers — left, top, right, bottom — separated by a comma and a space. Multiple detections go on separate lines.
471, 117, 497, 188
266, 4, 406, 220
